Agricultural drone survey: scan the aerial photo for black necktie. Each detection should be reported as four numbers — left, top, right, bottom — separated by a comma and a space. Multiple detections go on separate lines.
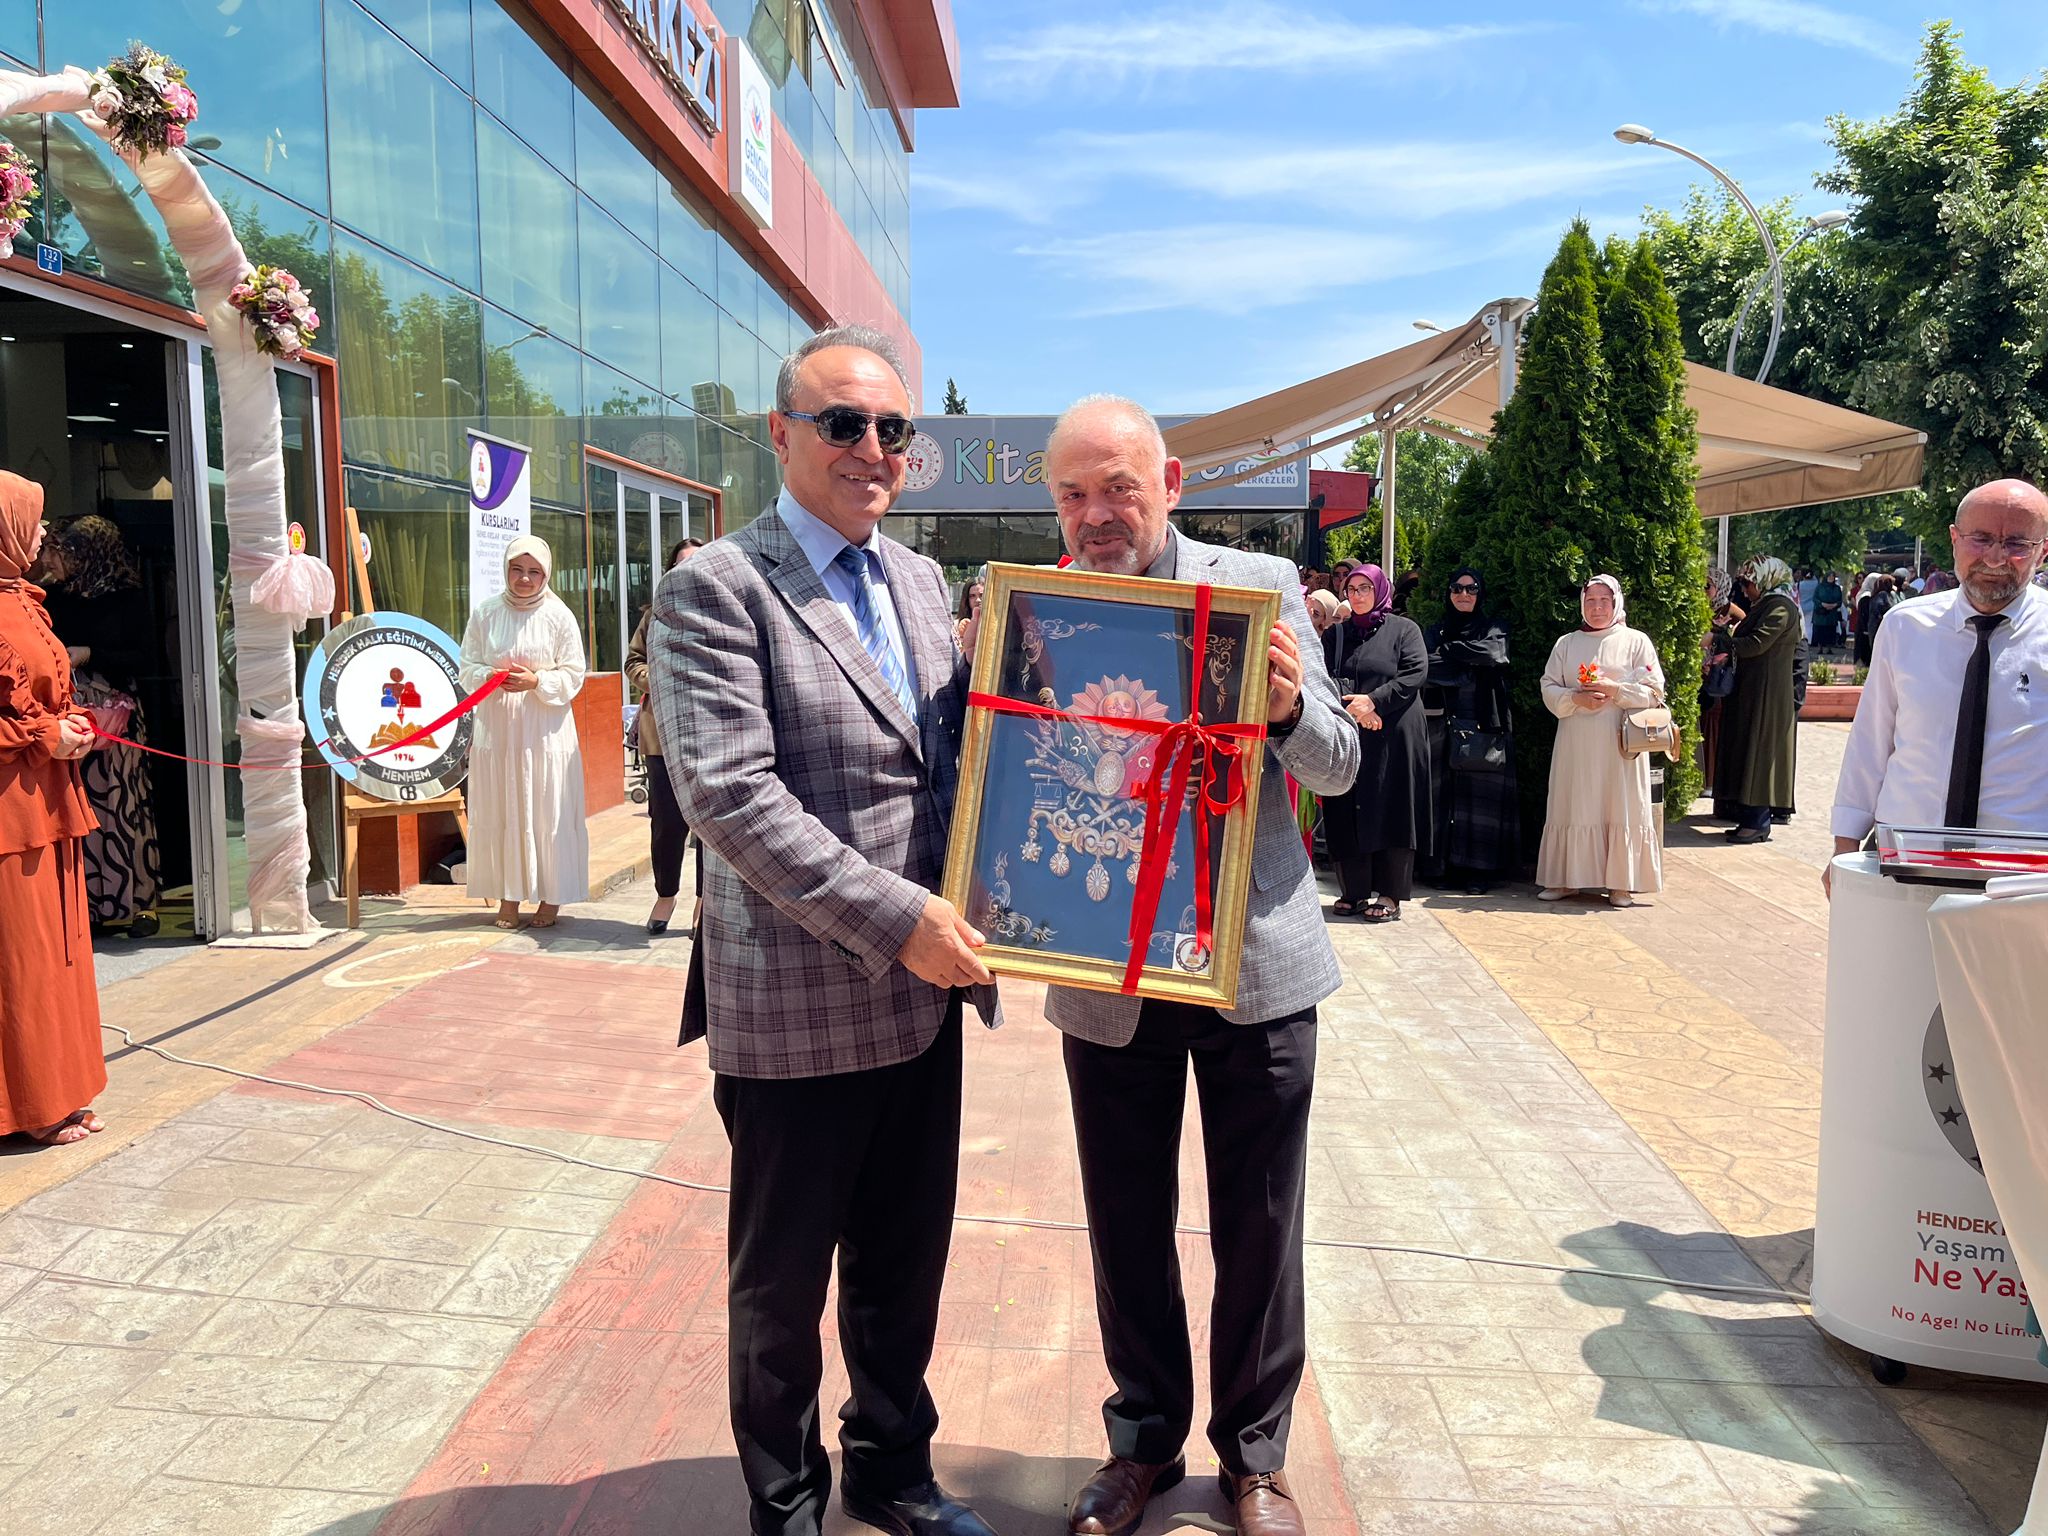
1943, 612, 2008, 828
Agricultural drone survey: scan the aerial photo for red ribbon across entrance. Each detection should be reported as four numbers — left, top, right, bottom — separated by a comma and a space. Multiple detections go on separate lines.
80, 670, 510, 772
968, 583, 1267, 993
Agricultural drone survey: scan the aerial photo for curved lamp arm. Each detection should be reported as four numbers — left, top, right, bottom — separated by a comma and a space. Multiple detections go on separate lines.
1620, 130, 1784, 384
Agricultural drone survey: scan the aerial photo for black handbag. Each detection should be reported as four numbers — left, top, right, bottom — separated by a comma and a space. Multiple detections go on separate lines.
1448, 717, 1509, 772
1703, 659, 1736, 699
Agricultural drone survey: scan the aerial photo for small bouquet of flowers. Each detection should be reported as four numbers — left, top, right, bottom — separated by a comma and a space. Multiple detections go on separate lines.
229, 265, 321, 359
87, 43, 200, 158
1577, 662, 1603, 688
0, 140, 36, 247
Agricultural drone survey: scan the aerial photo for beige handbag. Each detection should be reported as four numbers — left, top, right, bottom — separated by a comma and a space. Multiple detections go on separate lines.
1621, 687, 1682, 760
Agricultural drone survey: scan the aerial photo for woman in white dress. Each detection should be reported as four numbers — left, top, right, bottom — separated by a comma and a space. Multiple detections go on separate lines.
1535, 575, 1665, 907
460, 535, 589, 929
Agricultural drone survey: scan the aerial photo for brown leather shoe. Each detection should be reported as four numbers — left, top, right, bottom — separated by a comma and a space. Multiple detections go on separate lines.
1067, 1454, 1185, 1536
1220, 1468, 1305, 1536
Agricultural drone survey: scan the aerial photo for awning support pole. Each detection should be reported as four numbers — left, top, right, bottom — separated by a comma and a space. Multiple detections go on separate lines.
1718, 515, 1731, 568
1379, 430, 1397, 569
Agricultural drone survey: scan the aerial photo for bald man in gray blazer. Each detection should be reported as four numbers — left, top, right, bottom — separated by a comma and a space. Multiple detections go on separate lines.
1044, 398, 1357, 1536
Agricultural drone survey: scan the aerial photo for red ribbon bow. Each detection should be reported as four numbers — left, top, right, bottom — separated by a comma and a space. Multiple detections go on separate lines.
967, 583, 1266, 992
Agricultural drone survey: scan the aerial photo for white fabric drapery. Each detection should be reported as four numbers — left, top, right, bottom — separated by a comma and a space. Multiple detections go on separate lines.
0, 65, 328, 932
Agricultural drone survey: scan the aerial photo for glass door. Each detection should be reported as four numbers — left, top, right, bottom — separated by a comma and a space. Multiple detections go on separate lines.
599, 463, 721, 667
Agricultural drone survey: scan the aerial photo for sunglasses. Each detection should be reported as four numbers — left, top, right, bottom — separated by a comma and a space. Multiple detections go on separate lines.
1450, 582, 1480, 593
783, 406, 914, 454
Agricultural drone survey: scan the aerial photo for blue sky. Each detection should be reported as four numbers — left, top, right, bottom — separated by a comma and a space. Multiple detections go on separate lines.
907, 1, 2041, 422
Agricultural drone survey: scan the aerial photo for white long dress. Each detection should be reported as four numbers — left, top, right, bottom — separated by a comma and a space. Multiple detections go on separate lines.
1534, 624, 1665, 894
459, 593, 590, 906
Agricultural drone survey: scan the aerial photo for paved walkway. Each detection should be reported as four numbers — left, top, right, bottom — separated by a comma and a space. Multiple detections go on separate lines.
0, 725, 2040, 1534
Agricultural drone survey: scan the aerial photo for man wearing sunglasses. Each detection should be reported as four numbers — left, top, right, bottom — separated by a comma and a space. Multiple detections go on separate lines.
650, 325, 1001, 1536
1042, 396, 1357, 1536
1829, 477, 2048, 895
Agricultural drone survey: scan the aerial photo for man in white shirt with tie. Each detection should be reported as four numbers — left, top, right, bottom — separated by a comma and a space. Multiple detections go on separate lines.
1828, 477, 2048, 894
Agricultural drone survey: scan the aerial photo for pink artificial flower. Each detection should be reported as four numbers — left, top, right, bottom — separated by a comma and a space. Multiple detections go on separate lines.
164, 83, 199, 122
167, 125, 188, 148
302, 309, 321, 331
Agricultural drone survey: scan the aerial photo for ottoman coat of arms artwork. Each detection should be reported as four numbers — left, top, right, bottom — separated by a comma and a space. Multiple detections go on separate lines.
941, 563, 1278, 1007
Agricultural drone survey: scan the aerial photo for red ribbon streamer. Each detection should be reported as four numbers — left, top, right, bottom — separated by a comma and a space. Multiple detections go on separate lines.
969, 583, 1267, 993
81, 670, 510, 772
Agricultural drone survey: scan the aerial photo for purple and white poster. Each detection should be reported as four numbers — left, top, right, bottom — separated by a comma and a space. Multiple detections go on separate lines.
467, 430, 531, 607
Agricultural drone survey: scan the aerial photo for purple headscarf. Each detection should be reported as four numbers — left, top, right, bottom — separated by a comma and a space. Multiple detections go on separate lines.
1344, 562, 1395, 636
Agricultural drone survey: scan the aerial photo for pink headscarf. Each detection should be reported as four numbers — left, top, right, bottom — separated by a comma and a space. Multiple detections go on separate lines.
0, 470, 44, 585
1344, 563, 1395, 636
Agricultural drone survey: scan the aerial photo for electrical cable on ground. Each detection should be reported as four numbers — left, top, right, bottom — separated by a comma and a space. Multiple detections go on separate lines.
99, 1022, 1814, 1308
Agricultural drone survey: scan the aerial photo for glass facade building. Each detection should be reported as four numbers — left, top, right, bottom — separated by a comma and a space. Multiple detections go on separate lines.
2, 0, 927, 663
0, 0, 953, 931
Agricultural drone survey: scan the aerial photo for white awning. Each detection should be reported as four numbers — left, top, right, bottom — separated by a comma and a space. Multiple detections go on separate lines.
1164, 299, 1926, 518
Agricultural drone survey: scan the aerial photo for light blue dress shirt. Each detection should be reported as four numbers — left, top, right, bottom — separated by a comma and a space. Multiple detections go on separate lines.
775, 488, 920, 712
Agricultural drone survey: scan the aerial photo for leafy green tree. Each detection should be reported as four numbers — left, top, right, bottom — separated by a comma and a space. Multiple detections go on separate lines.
1339, 430, 1474, 572
941, 376, 968, 414
1821, 23, 2048, 535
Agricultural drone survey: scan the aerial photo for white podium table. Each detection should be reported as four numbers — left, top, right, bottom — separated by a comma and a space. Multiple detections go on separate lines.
1812, 854, 2048, 1385
1930, 878, 2048, 1534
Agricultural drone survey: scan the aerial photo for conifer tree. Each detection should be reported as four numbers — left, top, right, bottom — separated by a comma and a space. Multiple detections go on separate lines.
942, 377, 968, 414
1600, 240, 1710, 814
1476, 219, 1614, 836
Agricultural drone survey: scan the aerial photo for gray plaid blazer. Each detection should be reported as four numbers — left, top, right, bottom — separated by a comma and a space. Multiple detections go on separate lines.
1044, 530, 1360, 1045
650, 505, 999, 1080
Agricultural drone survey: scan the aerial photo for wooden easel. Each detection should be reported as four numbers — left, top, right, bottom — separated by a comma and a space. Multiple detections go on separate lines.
337, 505, 469, 927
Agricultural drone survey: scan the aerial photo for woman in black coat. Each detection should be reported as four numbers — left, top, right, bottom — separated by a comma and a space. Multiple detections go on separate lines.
1423, 567, 1520, 892
1323, 563, 1430, 922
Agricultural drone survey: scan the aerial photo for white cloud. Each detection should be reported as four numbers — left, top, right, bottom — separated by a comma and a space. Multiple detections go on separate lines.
1651, 0, 1914, 64
913, 131, 1665, 235
1054, 132, 1659, 220
981, 4, 1540, 89
1013, 224, 1472, 317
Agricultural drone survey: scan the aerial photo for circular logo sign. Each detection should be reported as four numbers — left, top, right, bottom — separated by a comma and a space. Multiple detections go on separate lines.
469, 438, 494, 500
902, 430, 944, 493
303, 612, 475, 802
287, 521, 307, 554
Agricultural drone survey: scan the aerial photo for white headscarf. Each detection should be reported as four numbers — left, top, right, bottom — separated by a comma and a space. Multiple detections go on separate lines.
503, 534, 553, 611
1582, 573, 1625, 631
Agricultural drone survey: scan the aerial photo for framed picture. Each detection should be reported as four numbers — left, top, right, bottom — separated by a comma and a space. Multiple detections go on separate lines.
941, 561, 1278, 1008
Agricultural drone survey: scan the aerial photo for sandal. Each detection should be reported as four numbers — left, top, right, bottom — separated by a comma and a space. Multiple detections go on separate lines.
1363, 902, 1401, 923
531, 904, 560, 929
1332, 899, 1363, 917
27, 1110, 96, 1146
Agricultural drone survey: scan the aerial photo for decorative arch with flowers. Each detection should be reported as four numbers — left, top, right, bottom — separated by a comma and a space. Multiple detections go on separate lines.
1, 49, 335, 934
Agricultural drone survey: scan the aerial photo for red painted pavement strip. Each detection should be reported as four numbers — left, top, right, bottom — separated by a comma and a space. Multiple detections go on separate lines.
251, 951, 1357, 1532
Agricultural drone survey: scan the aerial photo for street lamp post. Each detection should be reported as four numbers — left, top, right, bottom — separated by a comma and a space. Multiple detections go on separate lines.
1615, 123, 1786, 568
1727, 211, 1849, 379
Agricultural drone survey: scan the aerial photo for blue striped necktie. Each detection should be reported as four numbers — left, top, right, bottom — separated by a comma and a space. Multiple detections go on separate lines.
833, 544, 918, 720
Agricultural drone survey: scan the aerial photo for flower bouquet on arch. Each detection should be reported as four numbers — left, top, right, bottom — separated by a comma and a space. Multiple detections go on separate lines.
229, 265, 321, 360
87, 43, 200, 158
0, 140, 36, 246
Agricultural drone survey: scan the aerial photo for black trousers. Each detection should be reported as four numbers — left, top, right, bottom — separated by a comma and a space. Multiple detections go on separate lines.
714, 996, 963, 1536
646, 752, 697, 899
1336, 845, 1414, 904
1063, 999, 1316, 1476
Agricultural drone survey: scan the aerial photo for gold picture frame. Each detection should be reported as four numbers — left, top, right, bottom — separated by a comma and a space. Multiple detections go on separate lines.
942, 561, 1278, 1009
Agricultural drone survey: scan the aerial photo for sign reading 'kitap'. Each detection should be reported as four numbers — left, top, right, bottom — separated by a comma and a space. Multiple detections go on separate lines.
892, 416, 1308, 513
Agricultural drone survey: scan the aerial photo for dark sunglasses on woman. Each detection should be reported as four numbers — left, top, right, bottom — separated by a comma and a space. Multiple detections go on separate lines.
1450, 582, 1479, 593
782, 405, 915, 454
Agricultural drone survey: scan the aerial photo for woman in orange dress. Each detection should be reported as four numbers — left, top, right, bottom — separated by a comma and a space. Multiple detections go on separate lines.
0, 470, 107, 1146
